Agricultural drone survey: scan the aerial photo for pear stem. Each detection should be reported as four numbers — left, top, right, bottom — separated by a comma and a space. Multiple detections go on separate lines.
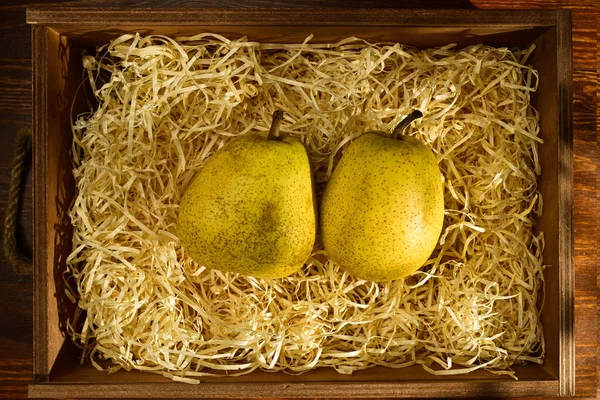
267, 110, 284, 141
391, 110, 423, 139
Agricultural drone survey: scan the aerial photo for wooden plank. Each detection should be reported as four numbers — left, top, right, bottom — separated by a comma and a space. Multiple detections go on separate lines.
28, 380, 560, 399
0, 283, 33, 398
31, 24, 49, 381
596, 13, 600, 400
26, 8, 560, 27
32, 24, 81, 384
556, 10, 574, 397
472, 0, 597, 71
572, 69, 598, 397
595, 11, 600, 400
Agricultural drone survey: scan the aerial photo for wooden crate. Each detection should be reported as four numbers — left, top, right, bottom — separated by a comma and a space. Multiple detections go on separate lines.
26, 8, 573, 398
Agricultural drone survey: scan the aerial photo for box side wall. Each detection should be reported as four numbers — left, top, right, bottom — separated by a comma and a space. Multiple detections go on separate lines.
556, 10, 574, 397
44, 25, 550, 49
529, 28, 561, 380
29, 380, 559, 399
32, 24, 51, 380
33, 26, 82, 380
528, 12, 575, 395
26, 8, 560, 28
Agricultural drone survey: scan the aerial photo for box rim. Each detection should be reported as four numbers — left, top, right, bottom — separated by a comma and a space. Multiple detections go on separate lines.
31, 23, 49, 383
555, 9, 574, 398
25, 7, 561, 27
28, 380, 560, 399
28, 8, 574, 398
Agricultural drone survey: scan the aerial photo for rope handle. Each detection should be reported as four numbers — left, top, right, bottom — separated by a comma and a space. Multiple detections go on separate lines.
3, 128, 33, 276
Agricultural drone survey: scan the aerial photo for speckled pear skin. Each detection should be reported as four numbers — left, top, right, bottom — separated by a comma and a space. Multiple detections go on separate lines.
177, 132, 316, 279
321, 132, 444, 282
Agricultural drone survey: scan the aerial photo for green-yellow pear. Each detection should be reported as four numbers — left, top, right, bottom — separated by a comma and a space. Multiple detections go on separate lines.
321, 110, 444, 282
177, 111, 316, 279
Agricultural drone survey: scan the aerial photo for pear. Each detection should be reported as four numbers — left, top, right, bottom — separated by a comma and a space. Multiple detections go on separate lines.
177, 111, 316, 279
321, 110, 444, 282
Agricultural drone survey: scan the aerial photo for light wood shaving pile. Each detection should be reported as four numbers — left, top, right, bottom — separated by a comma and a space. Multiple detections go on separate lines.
66, 33, 545, 382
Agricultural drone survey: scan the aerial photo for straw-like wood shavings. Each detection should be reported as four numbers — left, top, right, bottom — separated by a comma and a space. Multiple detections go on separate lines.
67, 33, 544, 382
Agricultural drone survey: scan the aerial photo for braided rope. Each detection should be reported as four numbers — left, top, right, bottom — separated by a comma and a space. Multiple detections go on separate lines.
3, 127, 33, 276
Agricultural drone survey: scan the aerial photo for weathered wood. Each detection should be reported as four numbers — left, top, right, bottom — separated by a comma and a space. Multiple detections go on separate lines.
572, 72, 599, 399
28, 380, 560, 399
31, 23, 49, 382
556, 11, 574, 396
25, 8, 562, 26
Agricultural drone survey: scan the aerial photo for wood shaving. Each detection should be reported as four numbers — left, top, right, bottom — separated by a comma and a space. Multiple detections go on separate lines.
67, 33, 544, 382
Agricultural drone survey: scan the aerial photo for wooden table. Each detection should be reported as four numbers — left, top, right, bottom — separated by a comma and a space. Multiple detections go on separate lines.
0, 1, 597, 399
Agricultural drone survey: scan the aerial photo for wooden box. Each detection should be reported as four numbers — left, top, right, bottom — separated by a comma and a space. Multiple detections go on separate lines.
27, 8, 573, 398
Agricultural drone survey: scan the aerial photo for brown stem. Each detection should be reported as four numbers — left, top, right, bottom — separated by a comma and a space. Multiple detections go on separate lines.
391, 110, 423, 139
267, 110, 284, 141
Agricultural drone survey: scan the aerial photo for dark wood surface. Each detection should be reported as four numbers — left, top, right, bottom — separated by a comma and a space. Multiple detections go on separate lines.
0, 1, 597, 399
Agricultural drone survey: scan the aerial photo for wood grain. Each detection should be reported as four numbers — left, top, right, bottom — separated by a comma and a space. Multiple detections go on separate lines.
0, 283, 33, 399
596, 12, 599, 400
28, 381, 561, 399
596, 13, 599, 400
471, 0, 597, 71
0, 1, 597, 399
25, 8, 563, 26
572, 71, 599, 398
559, 11, 576, 395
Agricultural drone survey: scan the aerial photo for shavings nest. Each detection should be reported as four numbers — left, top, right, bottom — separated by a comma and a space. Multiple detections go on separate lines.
66, 33, 545, 383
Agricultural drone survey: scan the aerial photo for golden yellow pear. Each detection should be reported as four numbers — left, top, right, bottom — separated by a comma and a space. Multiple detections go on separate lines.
321, 110, 444, 282
178, 111, 316, 279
